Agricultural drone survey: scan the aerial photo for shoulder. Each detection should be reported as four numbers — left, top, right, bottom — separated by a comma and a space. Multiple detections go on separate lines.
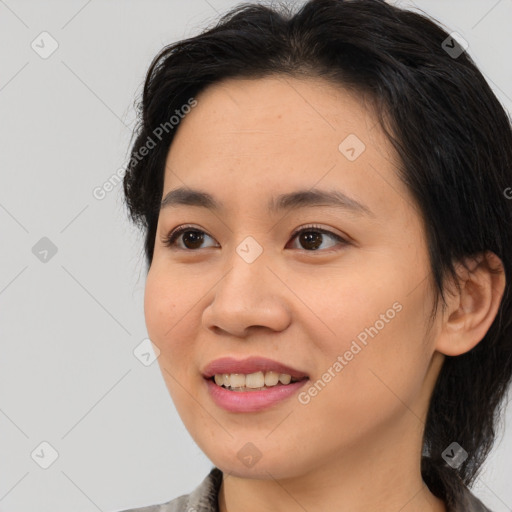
116, 467, 223, 512
422, 459, 493, 512
116, 466, 493, 512
116, 494, 189, 512
449, 482, 493, 512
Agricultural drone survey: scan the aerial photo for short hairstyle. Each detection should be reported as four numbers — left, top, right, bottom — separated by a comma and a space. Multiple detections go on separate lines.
123, 0, 512, 507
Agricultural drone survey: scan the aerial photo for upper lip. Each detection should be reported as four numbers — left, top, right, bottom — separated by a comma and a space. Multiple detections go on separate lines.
201, 356, 309, 380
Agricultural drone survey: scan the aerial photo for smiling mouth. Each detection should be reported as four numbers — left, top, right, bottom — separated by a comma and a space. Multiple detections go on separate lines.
209, 371, 308, 391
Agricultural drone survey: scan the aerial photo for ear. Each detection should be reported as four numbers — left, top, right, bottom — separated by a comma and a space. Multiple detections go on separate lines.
435, 251, 506, 357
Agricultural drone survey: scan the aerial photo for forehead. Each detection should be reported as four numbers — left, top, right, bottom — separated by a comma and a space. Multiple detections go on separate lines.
171, 75, 377, 148
162, 75, 410, 219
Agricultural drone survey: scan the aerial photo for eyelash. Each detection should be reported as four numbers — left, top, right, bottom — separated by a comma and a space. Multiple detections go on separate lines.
161, 224, 348, 253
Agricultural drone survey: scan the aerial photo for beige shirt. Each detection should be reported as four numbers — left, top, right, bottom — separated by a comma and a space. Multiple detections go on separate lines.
118, 466, 492, 512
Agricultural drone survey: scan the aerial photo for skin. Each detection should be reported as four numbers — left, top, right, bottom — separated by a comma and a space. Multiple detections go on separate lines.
144, 75, 506, 512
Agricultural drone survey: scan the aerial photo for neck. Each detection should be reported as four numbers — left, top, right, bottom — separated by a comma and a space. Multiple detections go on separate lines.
217, 417, 446, 512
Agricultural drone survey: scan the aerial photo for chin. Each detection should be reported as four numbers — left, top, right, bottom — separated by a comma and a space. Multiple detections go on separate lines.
206, 446, 308, 481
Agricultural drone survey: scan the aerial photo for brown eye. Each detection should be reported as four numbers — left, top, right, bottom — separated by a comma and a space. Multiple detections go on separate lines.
162, 226, 216, 250
288, 225, 348, 252
162, 224, 348, 253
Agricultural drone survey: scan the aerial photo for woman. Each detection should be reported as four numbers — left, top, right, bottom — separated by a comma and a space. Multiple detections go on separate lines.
120, 0, 512, 510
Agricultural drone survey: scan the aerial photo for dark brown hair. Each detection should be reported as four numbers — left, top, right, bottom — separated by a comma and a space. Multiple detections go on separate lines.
123, 0, 512, 507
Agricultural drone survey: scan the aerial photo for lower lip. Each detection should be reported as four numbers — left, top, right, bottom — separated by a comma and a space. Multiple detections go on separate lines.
204, 377, 309, 413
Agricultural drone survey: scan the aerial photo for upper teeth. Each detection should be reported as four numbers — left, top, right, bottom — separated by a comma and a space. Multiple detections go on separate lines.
214, 371, 295, 389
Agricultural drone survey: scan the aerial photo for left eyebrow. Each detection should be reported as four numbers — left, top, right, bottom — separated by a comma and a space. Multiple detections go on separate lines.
160, 186, 374, 218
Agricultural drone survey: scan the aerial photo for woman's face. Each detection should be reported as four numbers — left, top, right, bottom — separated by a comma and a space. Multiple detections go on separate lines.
144, 75, 445, 479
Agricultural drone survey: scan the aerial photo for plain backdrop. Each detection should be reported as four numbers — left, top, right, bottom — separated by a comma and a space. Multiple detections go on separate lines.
1, 0, 511, 511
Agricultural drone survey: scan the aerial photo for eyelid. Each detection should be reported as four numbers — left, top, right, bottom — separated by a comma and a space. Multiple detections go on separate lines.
290, 223, 345, 241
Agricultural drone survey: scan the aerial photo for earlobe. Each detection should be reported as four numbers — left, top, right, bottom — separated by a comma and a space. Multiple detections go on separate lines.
435, 251, 506, 357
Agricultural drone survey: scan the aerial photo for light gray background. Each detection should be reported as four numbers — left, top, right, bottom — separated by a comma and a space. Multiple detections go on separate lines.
1, 1, 511, 511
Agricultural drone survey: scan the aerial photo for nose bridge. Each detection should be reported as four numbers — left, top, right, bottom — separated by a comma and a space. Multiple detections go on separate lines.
203, 236, 291, 335
221, 236, 272, 305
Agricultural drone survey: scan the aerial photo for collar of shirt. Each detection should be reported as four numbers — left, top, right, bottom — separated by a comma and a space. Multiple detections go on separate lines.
119, 466, 492, 512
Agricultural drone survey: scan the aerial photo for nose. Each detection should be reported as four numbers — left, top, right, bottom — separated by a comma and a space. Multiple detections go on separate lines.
202, 248, 292, 338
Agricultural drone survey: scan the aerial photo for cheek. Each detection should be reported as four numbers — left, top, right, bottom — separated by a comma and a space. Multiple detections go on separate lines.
144, 272, 166, 341
311, 261, 435, 409
295, 315, 429, 458
324, 294, 433, 420
144, 268, 182, 351
142, 259, 223, 444
144, 265, 203, 379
